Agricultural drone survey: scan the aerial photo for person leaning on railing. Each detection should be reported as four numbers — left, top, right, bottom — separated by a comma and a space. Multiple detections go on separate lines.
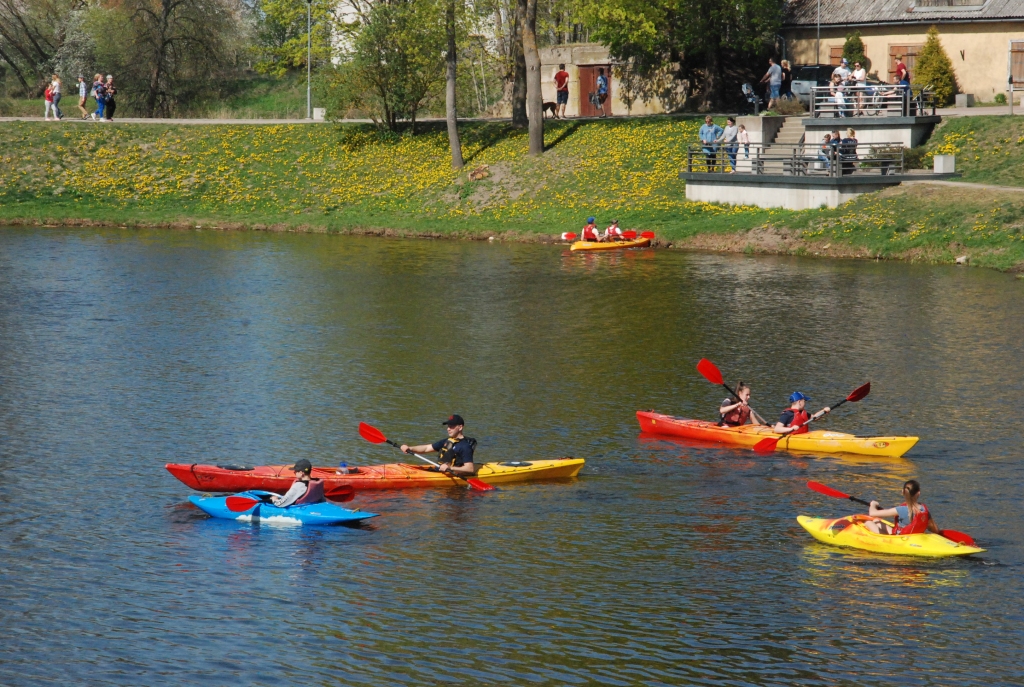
817, 133, 833, 172
699, 116, 723, 172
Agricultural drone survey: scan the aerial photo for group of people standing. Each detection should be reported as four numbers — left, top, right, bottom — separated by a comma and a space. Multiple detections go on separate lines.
817, 128, 858, 174
828, 55, 910, 117
43, 73, 117, 121
699, 116, 751, 173
759, 58, 794, 111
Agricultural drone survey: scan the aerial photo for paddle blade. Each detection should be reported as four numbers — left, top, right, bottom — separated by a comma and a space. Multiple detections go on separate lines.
326, 484, 355, 501
621, 230, 637, 239
940, 529, 976, 546
561, 232, 577, 241
465, 477, 496, 491
696, 358, 724, 385
807, 481, 851, 500
358, 422, 388, 444
640, 231, 655, 239
753, 437, 781, 454
226, 496, 259, 512
846, 382, 871, 403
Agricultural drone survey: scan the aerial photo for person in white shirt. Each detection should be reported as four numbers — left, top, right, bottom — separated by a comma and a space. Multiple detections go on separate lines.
49, 75, 63, 120
832, 58, 851, 83
717, 116, 739, 172
851, 61, 867, 115
604, 220, 623, 240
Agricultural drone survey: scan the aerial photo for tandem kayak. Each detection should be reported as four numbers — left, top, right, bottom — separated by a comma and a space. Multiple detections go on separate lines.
797, 515, 984, 557
570, 238, 651, 251
167, 458, 585, 494
636, 411, 918, 458
189, 491, 378, 526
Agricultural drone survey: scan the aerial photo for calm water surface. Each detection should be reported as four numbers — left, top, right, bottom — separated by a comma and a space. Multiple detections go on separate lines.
1, 228, 1022, 686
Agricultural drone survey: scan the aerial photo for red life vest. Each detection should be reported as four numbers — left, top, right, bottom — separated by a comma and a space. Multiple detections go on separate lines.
293, 478, 325, 505
582, 224, 598, 241
892, 502, 930, 535
721, 403, 751, 427
786, 407, 810, 434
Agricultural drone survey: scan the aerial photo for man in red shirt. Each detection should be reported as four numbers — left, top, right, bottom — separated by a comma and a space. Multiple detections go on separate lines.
554, 64, 570, 118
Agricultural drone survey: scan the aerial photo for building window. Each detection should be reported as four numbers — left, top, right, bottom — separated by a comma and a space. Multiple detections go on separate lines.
914, 0, 985, 7
1012, 41, 1024, 86
830, 46, 844, 66
888, 45, 923, 83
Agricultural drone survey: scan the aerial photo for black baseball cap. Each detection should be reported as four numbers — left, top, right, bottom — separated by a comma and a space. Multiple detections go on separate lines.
292, 459, 312, 473
442, 414, 465, 427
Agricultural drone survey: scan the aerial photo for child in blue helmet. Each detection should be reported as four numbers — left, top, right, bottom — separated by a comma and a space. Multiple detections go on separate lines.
773, 392, 830, 435
581, 217, 600, 241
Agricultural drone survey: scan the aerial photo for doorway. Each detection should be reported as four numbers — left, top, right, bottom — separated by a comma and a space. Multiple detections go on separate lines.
578, 65, 611, 117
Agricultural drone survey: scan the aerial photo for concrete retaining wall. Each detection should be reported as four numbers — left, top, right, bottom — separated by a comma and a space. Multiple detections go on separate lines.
803, 116, 940, 148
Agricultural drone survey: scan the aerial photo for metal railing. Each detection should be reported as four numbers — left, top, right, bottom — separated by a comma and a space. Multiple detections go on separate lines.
810, 84, 936, 118
686, 142, 905, 178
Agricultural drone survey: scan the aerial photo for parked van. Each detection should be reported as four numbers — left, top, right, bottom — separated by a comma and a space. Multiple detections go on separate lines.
791, 65, 835, 107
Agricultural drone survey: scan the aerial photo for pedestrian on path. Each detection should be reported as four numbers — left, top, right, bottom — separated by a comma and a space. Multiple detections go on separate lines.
50, 75, 64, 120
44, 84, 55, 120
104, 75, 117, 121
596, 68, 609, 117
759, 58, 782, 111
77, 76, 89, 119
91, 74, 106, 121
781, 60, 793, 100
554, 64, 570, 119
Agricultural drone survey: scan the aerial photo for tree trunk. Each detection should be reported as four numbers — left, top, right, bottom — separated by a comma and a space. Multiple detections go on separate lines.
511, 0, 527, 128
0, 44, 30, 92
522, 0, 543, 154
445, 0, 463, 169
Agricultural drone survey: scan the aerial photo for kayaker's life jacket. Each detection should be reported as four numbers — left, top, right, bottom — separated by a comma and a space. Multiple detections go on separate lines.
892, 502, 930, 535
293, 478, 325, 505
438, 436, 477, 467
720, 401, 751, 427
582, 225, 599, 241
784, 407, 810, 435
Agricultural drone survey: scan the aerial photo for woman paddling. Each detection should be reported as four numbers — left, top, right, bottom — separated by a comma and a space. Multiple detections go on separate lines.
719, 382, 763, 427
864, 479, 940, 535
773, 392, 830, 435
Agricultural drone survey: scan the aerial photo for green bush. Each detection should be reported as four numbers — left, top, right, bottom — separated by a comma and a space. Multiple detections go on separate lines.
995, 93, 1007, 104
914, 26, 959, 106
903, 146, 929, 169
842, 31, 869, 72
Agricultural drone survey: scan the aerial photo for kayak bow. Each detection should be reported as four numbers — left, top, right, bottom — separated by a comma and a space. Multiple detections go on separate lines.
797, 515, 984, 557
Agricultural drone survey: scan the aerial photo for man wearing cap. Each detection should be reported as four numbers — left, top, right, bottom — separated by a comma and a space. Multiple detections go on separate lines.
773, 392, 830, 435
832, 58, 852, 83
271, 459, 325, 507
401, 415, 477, 476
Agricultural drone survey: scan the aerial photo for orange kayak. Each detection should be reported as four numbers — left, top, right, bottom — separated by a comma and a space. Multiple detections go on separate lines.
636, 411, 918, 457
167, 457, 585, 493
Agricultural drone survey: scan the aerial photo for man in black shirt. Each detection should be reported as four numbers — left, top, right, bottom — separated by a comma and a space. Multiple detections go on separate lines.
401, 414, 477, 476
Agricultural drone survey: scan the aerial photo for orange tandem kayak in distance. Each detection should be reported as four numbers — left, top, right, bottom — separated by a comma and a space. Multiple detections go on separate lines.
636, 411, 918, 458
166, 458, 585, 494
570, 237, 651, 251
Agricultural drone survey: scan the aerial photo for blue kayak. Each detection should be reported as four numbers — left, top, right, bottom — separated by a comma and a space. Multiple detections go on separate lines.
188, 490, 377, 526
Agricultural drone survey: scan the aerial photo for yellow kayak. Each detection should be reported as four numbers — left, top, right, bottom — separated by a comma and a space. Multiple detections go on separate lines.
797, 515, 985, 557
570, 237, 651, 251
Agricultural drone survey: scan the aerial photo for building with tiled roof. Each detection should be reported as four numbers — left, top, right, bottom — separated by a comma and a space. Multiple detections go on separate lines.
782, 0, 1024, 101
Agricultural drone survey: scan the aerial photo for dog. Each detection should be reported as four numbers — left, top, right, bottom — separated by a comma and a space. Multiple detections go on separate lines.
542, 101, 557, 118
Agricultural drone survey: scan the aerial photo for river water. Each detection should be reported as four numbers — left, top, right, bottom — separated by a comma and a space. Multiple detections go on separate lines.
1, 228, 1022, 686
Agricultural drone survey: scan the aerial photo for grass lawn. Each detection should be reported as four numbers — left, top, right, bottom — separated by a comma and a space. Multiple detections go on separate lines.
2, 115, 1023, 270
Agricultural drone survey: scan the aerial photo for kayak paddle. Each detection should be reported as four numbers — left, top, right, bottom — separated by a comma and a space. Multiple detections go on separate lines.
358, 422, 495, 491
325, 484, 356, 502
560, 232, 577, 241
226, 495, 261, 512
696, 358, 768, 425
752, 382, 871, 454
806, 480, 976, 546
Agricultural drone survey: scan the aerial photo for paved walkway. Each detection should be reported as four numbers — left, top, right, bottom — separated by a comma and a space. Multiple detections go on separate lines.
936, 105, 1020, 117
901, 178, 1024, 192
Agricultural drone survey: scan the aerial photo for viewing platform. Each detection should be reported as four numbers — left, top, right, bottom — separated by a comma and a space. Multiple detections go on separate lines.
680, 142, 958, 211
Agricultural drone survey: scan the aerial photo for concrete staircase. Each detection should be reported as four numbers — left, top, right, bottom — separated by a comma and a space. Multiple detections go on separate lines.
756, 117, 808, 174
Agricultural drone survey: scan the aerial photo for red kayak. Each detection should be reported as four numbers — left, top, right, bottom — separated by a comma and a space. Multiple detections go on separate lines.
167, 458, 585, 493
636, 411, 918, 457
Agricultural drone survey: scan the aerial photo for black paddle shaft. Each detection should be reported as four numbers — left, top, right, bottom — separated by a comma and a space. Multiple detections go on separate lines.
718, 382, 768, 425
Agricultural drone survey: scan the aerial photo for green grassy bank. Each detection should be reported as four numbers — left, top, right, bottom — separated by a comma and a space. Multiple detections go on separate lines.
2, 116, 1024, 270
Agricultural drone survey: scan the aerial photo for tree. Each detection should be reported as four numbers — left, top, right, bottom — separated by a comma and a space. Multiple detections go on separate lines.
841, 31, 868, 73
914, 25, 958, 106
522, 0, 542, 154
253, 0, 333, 77
580, 0, 784, 111
95, 0, 236, 117
445, 0, 463, 168
319, 0, 444, 131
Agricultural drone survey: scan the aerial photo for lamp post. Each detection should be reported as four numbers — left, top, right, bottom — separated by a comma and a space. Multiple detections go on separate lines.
307, 0, 312, 120
816, 0, 820, 64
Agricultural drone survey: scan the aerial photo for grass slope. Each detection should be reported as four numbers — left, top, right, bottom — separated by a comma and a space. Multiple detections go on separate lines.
2, 116, 1024, 270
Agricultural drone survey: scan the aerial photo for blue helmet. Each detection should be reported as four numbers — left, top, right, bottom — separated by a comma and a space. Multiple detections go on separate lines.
587, 216, 595, 223
789, 392, 810, 403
